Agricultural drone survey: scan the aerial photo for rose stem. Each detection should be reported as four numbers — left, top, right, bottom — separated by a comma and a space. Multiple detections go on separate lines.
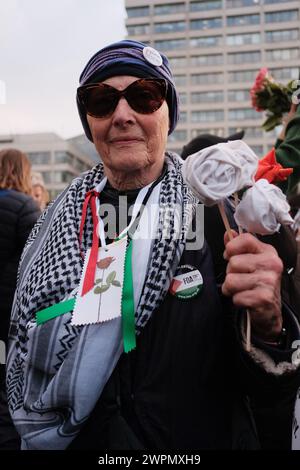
218, 198, 251, 353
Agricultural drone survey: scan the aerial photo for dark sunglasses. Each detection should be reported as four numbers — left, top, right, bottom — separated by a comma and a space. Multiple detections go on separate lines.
77, 78, 167, 118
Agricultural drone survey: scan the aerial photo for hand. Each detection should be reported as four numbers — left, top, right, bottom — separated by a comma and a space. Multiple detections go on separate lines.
222, 231, 283, 341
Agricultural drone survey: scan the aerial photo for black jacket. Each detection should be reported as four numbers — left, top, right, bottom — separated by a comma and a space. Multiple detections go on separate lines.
68, 197, 300, 451
0, 189, 40, 345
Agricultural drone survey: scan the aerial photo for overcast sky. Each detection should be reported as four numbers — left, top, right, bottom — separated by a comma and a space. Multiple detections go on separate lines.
0, 0, 127, 138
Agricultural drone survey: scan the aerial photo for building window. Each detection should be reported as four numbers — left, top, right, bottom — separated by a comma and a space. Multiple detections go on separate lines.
40, 172, 52, 184
226, 0, 261, 6
265, 29, 299, 43
191, 91, 224, 103
54, 151, 73, 165
126, 6, 149, 18
191, 128, 224, 138
179, 92, 187, 105
154, 21, 186, 33
271, 67, 300, 81
226, 32, 261, 46
227, 51, 261, 64
228, 108, 260, 120
190, 17, 222, 30
251, 145, 264, 156
191, 110, 224, 122
265, 10, 299, 24
168, 129, 188, 142
154, 39, 187, 51
28, 151, 51, 165
191, 72, 224, 85
227, 14, 260, 27
228, 70, 257, 82
229, 127, 262, 138
154, 3, 185, 15
190, 0, 222, 11
191, 54, 223, 66
265, 0, 294, 3
266, 48, 300, 62
168, 57, 187, 68
179, 111, 187, 123
190, 36, 222, 48
174, 75, 187, 86
127, 24, 150, 36
53, 171, 74, 184
228, 90, 250, 102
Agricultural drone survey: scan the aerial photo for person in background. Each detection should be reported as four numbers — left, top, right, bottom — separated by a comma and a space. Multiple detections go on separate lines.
0, 148, 40, 449
181, 130, 245, 160
31, 171, 49, 211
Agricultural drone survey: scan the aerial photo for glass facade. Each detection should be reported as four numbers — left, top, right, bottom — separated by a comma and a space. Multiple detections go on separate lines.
226, 33, 261, 46
191, 110, 224, 122
228, 108, 261, 120
191, 91, 224, 103
227, 14, 260, 27
28, 151, 51, 165
227, 51, 261, 64
125, 0, 300, 154
154, 3, 185, 15
154, 21, 186, 33
191, 72, 224, 85
190, 0, 222, 11
265, 10, 299, 23
190, 36, 222, 48
190, 18, 222, 30
265, 29, 299, 43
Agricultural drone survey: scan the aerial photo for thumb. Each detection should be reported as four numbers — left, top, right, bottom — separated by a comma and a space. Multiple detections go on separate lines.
224, 229, 239, 246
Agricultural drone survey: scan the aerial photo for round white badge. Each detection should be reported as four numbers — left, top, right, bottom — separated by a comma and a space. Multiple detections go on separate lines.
143, 46, 163, 67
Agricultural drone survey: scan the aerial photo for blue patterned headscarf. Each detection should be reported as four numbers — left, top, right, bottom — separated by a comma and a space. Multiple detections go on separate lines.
77, 40, 179, 141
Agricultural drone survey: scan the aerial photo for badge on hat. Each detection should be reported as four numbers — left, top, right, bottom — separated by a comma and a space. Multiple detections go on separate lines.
143, 46, 163, 67
169, 264, 203, 299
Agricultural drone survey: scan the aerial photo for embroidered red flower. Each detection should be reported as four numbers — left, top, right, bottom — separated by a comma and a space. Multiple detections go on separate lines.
255, 148, 293, 183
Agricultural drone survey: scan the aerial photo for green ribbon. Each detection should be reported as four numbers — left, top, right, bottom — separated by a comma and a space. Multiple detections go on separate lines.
36, 298, 75, 325
35, 239, 136, 353
121, 240, 136, 353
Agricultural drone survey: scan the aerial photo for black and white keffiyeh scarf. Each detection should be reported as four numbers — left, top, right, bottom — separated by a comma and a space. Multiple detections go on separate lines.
6, 152, 198, 449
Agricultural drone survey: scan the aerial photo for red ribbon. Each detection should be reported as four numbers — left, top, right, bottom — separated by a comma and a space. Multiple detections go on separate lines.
79, 190, 100, 296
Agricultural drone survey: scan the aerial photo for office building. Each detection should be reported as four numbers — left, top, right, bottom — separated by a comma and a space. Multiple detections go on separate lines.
125, 0, 300, 156
0, 133, 94, 199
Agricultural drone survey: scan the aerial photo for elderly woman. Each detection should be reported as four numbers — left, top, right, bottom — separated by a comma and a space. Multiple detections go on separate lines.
6, 40, 300, 451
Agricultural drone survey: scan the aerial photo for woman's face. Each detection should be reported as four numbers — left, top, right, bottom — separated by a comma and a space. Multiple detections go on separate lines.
87, 76, 169, 176
32, 185, 43, 207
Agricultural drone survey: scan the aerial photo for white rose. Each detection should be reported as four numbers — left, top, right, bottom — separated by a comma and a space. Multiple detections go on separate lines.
234, 179, 294, 235
182, 140, 258, 206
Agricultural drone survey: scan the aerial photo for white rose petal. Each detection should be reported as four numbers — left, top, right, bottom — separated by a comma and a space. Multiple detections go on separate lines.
182, 140, 258, 206
234, 179, 294, 235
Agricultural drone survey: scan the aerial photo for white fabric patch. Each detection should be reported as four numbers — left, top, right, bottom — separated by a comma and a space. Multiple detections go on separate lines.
71, 237, 127, 326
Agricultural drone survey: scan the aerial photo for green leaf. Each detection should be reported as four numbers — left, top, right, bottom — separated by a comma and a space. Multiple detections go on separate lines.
106, 271, 116, 285
111, 280, 121, 287
95, 278, 103, 284
262, 114, 281, 132
94, 284, 110, 294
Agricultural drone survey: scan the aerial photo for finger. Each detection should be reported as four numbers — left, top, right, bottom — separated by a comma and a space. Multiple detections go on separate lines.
222, 271, 280, 297
226, 252, 283, 275
223, 233, 277, 260
230, 286, 280, 313
224, 229, 238, 246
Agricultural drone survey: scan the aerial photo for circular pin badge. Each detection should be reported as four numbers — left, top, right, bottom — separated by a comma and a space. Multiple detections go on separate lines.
143, 46, 163, 67
169, 264, 203, 300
